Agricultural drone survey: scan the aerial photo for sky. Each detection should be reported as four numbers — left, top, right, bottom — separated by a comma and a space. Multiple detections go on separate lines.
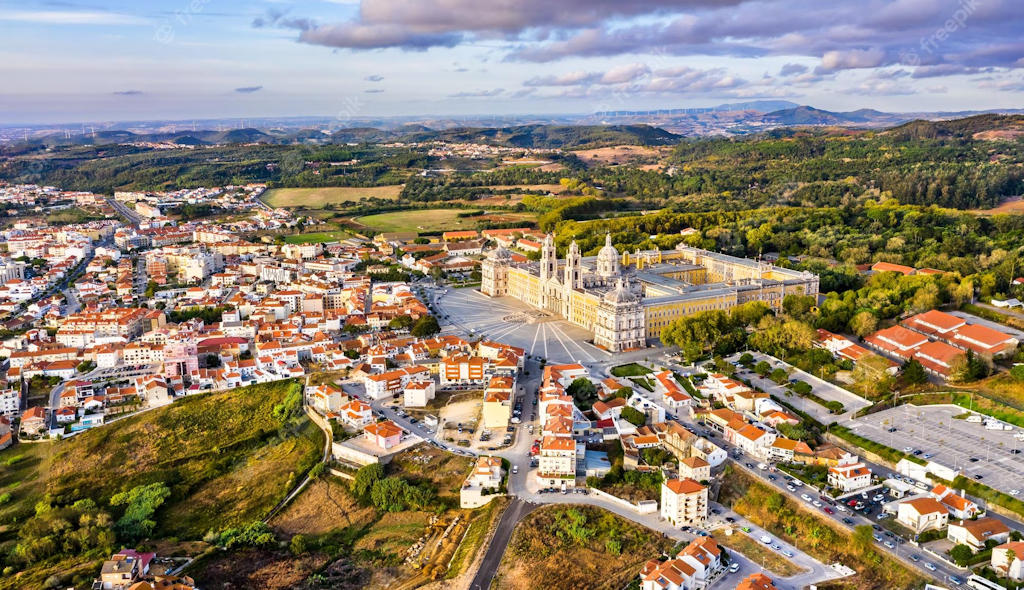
1, 0, 1024, 123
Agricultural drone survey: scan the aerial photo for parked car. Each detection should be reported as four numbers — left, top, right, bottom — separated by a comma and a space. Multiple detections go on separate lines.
924, 562, 937, 572
909, 554, 920, 562
729, 563, 740, 573
801, 494, 812, 502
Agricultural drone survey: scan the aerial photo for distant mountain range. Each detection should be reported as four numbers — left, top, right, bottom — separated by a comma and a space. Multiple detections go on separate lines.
5, 100, 1024, 147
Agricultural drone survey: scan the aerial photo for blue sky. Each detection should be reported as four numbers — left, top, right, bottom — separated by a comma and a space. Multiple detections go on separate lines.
2, 0, 1023, 123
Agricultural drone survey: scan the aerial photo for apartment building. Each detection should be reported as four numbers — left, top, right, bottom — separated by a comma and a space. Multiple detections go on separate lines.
661, 478, 708, 526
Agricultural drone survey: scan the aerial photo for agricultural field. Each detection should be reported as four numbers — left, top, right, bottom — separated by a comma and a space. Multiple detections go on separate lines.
493, 505, 672, 590
262, 185, 404, 208
354, 208, 536, 234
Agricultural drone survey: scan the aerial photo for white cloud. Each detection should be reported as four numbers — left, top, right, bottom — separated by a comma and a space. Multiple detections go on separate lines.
0, 10, 149, 26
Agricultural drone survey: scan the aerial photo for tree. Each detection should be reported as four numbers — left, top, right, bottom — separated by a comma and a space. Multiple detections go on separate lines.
791, 381, 812, 396
901, 359, 928, 385
109, 482, 171, 541
769, 368, 789, 384
950, 543, 974, 566
351, 463, 384, 501
290, 534, 309, 555
849, 311, 878, 337
738, 352, 755, 367
1012, 364, 1024, 382
567, 377, 598, 409
614, 386, 633, 399
754, 360, 772, 376
144, 280, 157, 298
389, 315, 415, 330
620, 406, 646, 427
411, 314, 440, 337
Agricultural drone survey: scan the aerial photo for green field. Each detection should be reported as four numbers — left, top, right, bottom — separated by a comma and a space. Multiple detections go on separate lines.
354, 208, 535, 233
283, 230, 353, 244
262, 186, 404, 208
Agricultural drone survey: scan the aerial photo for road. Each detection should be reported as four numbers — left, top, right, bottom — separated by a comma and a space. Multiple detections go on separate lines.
468, 498, 539, 590
106, 196, 142, 227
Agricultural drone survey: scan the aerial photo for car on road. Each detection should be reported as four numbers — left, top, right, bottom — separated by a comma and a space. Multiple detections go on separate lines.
760, 535, 772, 544
725, 517, 736, 523
787, 485, 796, 492
801, 494, 812, 502
823, 507, 834, 514
512, 465, 518, 474
771, 544, 782, 551
873, 534, 883, 542
812, 500, 822, 507
781, 549, 794, 558
974, 474, 984, 480
729, 563, 740, 574
741, 526, 752, 533
1011, 489, 1021, 496
842, 517, 855, 525
903, 446, 914, 452
767, 475, 777, 481
948, 576, 963, 585
883, 541, 895, 549
909, 554, 920, 562
923, 562, 936, 571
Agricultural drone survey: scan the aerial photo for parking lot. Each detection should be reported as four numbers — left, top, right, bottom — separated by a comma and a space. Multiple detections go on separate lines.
726, 352, 873, 423
848, 404, 1024, 496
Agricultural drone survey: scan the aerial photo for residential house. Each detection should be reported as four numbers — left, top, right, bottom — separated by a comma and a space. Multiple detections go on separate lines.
639, 536, 722, 590
678, 456, 711, 482
827, 453, 872, 493
403, 380, 436, 408
736, 573, 779, 590
947, 517, 1010, 552
307, 384, 345, 414
992, 541, 1024, 581
897, 497, 949, 534
537, 435, 580, 488
460, 455, 504, 509
482, 376, 515, 428
19, 406, 47, 437
363, 420, 403, 450
768, 437, 813, 463
339, 399, 373, 428
932, 484, 981, 520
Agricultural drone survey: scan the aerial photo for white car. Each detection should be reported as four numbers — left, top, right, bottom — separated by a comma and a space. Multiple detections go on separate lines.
787, 485, 796, 492
801, 494, 812, 502
812, 500, 822, 507
924, 562, 937, 571
835, 505, 847, 513
782, 550, 794, 558
1011, 489, 1021, 496
903, 446, 914, 453
512, 465, 518, 474
760, 535, 772, 544
873, 494, 885, 502
729, 563, 740, 573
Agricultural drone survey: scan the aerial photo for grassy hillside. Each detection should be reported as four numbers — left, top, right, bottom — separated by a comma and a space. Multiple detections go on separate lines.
0, 379, 321, 589
44, 379, 318, 537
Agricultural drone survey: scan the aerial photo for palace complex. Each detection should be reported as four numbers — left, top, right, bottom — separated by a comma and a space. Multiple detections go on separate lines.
481, 233, 820, 352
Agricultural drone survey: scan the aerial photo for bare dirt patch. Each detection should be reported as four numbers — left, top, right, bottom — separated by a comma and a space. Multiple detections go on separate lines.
572, 144, 671, 167
973, 196, 1024, 215
271, 477, 376, 536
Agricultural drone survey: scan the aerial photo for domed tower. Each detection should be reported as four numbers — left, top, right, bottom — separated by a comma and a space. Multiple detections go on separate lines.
596, 233, 620, 279
481, 245, 511, 297
593, 278, 645, 352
